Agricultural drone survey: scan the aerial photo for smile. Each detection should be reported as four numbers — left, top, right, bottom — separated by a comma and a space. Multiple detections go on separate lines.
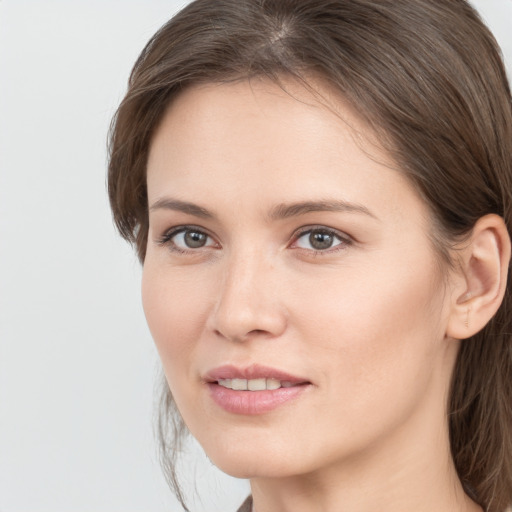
204, 365, 312, 414
217, 378, 297, 391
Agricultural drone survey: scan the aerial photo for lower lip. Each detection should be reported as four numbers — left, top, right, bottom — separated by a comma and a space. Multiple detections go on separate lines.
207, 383, 310, 415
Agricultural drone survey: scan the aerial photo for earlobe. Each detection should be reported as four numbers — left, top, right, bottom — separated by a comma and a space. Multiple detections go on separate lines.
446, 214, 511, 340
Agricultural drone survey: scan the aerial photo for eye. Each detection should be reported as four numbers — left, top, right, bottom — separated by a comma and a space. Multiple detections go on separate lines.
158, 226, 218, 252
292, 227, 349, 252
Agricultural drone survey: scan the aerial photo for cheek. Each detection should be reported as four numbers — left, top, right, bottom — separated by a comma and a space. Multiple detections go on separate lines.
292, 253, 447, 401
141, 262, 210, 377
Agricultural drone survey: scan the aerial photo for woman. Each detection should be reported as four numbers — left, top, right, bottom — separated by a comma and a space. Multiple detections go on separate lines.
108, 0, 512, 511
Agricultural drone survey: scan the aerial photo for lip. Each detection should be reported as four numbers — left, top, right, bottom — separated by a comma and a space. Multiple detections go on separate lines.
204, 364, 312, 415
204, 364, 309, 384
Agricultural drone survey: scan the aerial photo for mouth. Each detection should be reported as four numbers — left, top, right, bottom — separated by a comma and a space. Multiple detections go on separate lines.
216, 378, 303, 391
204, 364, 312, 415
204, 363, 310, 387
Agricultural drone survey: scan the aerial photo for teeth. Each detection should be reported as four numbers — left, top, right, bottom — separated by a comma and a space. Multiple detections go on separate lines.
248, 378, 266, 391
217, 378, 296, 391
232, 378, 248, 390
266, 378, 281, 390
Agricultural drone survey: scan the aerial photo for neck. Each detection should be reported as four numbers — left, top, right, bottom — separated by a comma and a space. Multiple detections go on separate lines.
250, 439, 481, 512
251, 457, 481, 512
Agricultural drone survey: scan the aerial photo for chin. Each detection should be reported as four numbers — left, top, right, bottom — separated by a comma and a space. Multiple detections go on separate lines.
198, 428, 330, 481
211, 454, 298, 480
196, 432, 299, 479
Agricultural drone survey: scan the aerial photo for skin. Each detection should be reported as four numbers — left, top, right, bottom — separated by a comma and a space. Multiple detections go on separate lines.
142, 79, 484, 512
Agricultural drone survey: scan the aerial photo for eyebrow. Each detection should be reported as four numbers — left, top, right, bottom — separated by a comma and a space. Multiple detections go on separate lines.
149, 197, 377, 221
268, 200, 377, 221
149, 198, 214, 218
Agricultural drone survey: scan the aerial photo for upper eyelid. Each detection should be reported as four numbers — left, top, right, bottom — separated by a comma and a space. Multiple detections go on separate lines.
291, 225, 352, 241
158, 224, 215, 240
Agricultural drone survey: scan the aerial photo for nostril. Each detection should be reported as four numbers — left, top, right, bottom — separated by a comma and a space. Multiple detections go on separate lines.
213, 327, 274, 342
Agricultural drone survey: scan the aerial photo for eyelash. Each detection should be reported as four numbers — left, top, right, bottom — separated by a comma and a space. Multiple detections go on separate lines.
156, 225, 352, 255
156, 226, 218, 254
290, 226, 352, 255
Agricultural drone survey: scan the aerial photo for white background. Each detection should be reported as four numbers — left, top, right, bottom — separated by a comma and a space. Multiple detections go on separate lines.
0, 1, 511, 511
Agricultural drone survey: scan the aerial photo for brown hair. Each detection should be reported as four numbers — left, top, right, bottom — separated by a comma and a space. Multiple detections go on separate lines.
108, 1, 512, 510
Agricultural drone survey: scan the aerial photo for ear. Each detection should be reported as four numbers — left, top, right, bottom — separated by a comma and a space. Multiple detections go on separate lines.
446, 214, 511, 340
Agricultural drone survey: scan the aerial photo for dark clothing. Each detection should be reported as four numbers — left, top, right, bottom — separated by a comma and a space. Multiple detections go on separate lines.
237, 495, 253, 512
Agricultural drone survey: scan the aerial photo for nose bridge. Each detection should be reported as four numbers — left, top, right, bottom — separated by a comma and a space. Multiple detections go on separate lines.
210, 244, 286, 341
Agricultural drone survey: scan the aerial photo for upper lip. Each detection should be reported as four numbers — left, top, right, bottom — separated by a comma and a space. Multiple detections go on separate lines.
204, 364, 310, 384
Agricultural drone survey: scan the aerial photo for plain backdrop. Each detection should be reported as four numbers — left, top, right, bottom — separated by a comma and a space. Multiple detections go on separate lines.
0, 1, 511, 511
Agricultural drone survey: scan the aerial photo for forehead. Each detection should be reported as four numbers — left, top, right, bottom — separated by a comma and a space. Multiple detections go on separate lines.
146, 78, 426, 226
150, 77, 382, 163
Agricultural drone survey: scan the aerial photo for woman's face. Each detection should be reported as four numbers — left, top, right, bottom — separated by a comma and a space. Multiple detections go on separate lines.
143, 79, 458, 479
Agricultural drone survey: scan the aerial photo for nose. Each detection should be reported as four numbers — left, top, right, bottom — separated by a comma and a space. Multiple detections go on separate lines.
208, 250, 288, 343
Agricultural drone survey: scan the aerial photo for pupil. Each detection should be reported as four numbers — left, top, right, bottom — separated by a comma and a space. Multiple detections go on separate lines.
309, 230, 333, 250
185, 230, 206, 248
